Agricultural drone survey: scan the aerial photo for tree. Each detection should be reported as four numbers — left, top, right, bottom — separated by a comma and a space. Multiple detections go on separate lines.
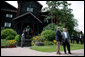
44, 1, 61, 24
43, 1, 78, 35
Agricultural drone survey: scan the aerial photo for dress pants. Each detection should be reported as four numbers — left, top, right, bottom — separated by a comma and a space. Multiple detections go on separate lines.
56, 41, 61, 54
63, 39, 71, 53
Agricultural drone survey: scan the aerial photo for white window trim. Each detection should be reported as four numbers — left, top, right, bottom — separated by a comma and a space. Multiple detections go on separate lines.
27, 7, 33, 12
4, 22, 11, 27
6, 14, 13, 18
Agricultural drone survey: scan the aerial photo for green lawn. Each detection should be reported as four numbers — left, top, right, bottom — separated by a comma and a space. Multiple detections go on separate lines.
30, 43, 84, 52
1, 39, 8, 46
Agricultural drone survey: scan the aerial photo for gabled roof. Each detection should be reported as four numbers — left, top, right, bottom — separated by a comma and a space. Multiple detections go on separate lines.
37, 1, 43, 7
17, 1, 43, 7
1, 1, 17, 10
1, 9, 17, 12
12, 12, 42, 24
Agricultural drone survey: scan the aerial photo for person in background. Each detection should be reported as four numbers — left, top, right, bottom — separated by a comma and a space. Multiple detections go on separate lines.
21, 29, 25, 47
55, 27, 62, 54
76, 33, 79, 44
78, 31, 84, 44
71, 34, 74, 43
25, 25, 31, 38
62, 28, 72, 54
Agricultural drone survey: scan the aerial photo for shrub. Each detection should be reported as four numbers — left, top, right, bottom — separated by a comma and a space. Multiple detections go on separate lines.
1, 28, 17, 39
41, 30, 55, 41
32, 36, 44, 46
32, 36, 40, 42
43, 23, 64, 32
1, 27, 5, 31
1, 39, 16, 46
6, 35, 15, 40
1, 39, 7, 46
43, 23, 56, 31
32, 36, 44, 42
53, 40, 57, 44
31, 41, 35, 46
44, 41, 54, 46
15, 35, 20, 42
7, 40, 17, 46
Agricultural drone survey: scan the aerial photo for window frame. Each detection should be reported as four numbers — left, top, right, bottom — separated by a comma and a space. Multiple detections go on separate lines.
27, 7, 33, 12
6, 14, 13, 18
4, 22, 11, 27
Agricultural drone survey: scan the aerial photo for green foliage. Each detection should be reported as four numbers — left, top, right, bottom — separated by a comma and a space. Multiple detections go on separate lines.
30, 43, 84, 52
41, 30, 55, 41
32, 36, 41, 42
1, 39, 16, 46
1, 28, 17, 39
1, 39, 7, 46
6, 35, 15, 40
44, 41, 54, 46
31, 36, 44, 46
1, 27, 5, 31
7, 40, 16, 46
31, 41, 35, 46
44, 1, 78, 35
43, 23, 56, 31
43, 23, 64, 32
32, 36, 44, 42
15, 35, 20, 42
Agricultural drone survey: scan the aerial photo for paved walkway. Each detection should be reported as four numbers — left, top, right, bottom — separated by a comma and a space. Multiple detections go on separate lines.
1, 47, 84, 56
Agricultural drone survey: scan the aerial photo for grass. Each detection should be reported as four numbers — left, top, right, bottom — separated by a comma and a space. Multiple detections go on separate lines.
1, 39, 17, 47
30, 43, 84, 52
1, 39, 7, 46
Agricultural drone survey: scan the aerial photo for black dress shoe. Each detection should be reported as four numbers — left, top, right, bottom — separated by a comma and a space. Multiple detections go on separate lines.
65, 52, 67, 54
59, 52, 61, 55
68, 52, 72, 54
56, 52, 61, 55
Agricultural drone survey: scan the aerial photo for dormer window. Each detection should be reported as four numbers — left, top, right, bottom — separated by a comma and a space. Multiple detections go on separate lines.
27, 7, 33, 12
6, 14, 13, 18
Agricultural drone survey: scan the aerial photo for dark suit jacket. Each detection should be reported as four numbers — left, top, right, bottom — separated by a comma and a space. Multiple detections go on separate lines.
78, 34, 84, 39
62, 32, 70, 42
55, 30, 62, 42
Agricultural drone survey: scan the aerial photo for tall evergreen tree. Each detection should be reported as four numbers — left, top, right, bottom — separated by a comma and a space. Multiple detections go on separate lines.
43, 1, 78, 35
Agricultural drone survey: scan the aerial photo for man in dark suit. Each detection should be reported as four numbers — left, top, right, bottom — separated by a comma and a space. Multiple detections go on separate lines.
78, 31, 84, 44
62, 28, 72, 54
55, 27, 62, 54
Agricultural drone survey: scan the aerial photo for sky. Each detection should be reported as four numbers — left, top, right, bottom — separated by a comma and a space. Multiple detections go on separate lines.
6, 1, 84, 33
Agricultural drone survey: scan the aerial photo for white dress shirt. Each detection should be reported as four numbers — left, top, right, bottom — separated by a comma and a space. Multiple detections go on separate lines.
80, 34, 82, 39
63, 32, 68, 38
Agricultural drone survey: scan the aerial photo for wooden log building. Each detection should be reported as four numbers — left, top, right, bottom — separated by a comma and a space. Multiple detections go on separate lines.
1, 1, 50, 35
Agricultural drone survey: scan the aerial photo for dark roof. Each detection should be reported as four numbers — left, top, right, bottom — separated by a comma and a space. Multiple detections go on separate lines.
17, 1, 43, 7
37, 1, 43, 7
1, 9, 17, 13
12, 12, 42, 23
1, 1, 17, 10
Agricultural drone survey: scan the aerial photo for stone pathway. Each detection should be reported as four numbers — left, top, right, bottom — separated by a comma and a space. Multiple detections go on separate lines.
1, 47, 84, 56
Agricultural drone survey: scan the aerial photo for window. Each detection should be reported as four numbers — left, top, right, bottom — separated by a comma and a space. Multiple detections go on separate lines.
6, 14, 13, 18
27, 7, 33, 12
4, 22, 11, 27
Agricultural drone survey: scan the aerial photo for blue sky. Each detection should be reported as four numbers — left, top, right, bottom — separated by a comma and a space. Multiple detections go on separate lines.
6, 1, 84, 33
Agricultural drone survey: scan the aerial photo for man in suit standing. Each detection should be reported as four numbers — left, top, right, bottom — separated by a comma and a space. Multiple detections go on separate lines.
78, 31, 84, 44
21, 31, 25, 47
62, 28, 72, 54
55, 27, 62, 54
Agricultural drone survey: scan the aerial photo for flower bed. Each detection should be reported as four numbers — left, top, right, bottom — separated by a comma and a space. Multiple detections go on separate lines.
1, 39, 17, 48
1, 44, 16, 48
32, 36, 44, 46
